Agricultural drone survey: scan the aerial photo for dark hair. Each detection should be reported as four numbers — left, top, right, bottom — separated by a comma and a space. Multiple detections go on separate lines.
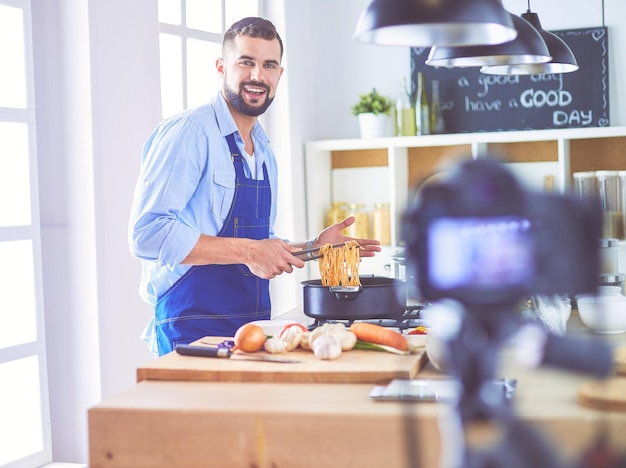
223, 17, 284, 59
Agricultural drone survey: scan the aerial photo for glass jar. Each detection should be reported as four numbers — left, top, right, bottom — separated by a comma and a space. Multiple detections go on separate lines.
597, 170, 624, 239
619, 170, 626, 239
344, 203, 369, 239
573, 171, 598, 199
599, 238, 619, 274
325, 201, 348, 228
372, 202, 391, 245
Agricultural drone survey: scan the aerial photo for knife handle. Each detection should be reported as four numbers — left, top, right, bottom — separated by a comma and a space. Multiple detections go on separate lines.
175, 344, 232, 358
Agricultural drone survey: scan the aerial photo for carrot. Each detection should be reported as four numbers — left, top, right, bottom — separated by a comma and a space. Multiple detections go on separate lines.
349, 322, 408, 352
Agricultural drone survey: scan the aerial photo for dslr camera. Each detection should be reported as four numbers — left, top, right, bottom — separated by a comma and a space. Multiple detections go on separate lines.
403, 157, 602, 307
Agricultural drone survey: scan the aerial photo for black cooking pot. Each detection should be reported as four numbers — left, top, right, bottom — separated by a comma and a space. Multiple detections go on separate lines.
301, 276, 406, 320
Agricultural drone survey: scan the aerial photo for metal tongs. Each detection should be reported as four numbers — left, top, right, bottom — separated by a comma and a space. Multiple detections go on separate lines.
293, 242, 356, 261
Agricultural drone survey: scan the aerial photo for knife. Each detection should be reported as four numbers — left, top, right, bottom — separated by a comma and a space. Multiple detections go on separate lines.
175, 344, 301, 363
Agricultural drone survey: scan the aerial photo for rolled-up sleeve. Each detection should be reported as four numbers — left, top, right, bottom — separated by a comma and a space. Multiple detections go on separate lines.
129, 117, 207, 269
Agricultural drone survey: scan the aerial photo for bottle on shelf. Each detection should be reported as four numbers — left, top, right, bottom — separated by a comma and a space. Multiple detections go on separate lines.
372, 202, 391, 245
430, 79, 445, 134
395, 77, 416, 136
324, 201, 348, 228
415, 71, 430, 135
344, 203, 370, 239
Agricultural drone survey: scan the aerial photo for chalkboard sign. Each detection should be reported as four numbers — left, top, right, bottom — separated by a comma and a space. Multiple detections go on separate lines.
410, 27, 609, 133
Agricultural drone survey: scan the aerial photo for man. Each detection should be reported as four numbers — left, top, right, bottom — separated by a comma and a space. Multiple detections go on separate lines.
129, 17, 380, 356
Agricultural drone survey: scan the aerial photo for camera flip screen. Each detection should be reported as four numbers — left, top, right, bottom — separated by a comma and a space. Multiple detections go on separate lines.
428, 217, 535, 291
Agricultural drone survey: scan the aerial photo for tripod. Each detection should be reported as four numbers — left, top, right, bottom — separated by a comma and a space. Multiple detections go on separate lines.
430, 299, 614, 468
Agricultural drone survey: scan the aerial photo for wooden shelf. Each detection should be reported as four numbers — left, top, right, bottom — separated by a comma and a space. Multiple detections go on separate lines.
304, 126, 626, 276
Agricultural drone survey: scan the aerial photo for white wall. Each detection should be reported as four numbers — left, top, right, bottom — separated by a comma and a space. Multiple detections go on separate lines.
86, 0, 161, 398
297, 0, 624, 141
30, 0, 626, 463
33, 0, 101, 462
32, 0, 159, 462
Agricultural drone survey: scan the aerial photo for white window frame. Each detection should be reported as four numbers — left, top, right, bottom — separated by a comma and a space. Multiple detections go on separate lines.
158, 0, 260, 117
0, 0, 52, 466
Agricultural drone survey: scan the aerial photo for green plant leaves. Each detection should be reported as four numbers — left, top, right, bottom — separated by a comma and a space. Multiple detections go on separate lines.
352, 88, 393, 116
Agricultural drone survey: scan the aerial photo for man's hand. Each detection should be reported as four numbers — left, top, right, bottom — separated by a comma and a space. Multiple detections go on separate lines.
314, 216, 382, 257
243, 238, 306, 279
181, 235, 305, 279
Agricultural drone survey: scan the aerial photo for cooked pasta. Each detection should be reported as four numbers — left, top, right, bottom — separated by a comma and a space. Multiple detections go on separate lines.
318, 240, 361, 287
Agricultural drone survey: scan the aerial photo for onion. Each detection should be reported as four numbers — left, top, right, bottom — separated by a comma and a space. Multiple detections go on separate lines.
234, 323, 266, 352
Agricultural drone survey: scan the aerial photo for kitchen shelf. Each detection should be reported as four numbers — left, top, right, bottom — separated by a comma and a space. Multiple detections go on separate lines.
304, 126, 626, 276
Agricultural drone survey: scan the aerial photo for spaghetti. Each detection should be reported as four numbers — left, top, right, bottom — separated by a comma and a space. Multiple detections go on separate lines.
318, 240, 361, 287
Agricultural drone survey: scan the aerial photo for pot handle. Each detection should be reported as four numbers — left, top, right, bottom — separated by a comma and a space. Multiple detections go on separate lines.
328, 285, 362, 300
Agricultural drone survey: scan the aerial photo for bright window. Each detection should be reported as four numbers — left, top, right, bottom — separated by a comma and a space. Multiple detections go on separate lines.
0, 357, 44, 465
187, 38, 221, 108
0, 122, 32, 227
157, 0, 259, 117
0, 5, 27, 108
0, 241, 38, 348
0, 0, 51, 466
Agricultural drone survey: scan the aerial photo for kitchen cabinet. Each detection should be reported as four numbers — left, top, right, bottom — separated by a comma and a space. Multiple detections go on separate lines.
304, 127, 626, 275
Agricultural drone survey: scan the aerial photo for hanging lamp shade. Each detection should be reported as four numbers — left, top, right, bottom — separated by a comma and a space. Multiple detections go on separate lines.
354, 0, 517, 47
481, 11, 579, 75
425, 13, 550, 68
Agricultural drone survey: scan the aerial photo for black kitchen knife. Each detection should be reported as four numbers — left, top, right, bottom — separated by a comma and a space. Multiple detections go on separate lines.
175, 344, 301, 363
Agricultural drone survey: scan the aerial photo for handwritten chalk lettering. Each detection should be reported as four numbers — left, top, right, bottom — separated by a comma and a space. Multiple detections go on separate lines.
440, 100, 455, 111
553, 109, 593, 126
465, 96, 502, 112
508, 98, 519, 108
520, 88, 573, 108
530, 73, 564, 91
458, 76, 470, 88
477, 74, 520, 97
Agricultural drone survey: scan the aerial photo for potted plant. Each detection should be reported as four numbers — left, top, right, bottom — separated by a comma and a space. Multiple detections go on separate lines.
352, 88, 394, 138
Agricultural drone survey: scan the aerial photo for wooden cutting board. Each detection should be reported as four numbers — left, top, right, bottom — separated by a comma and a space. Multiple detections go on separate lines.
137, 337, 427, 384
578, 378, 626, 412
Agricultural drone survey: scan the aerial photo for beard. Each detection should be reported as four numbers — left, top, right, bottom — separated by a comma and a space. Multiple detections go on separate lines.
224, 81, 274, 117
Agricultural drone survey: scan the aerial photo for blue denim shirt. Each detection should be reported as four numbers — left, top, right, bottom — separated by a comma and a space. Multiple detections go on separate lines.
128, 91, 278, 305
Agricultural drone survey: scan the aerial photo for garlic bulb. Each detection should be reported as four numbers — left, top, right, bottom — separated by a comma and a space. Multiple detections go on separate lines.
334, 330, 357, 351
308, 326, 325, 349
278, 325, 303, 351
312, 334, 342, 360
264, 336, 288, 354
308, 322, 339, 348
300, 331, 312, 350
324, 322, 347, 334
308, 323, 355, 352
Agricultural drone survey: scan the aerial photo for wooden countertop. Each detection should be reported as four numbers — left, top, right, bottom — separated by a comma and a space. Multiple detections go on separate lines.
89, 354, 626, 467
89, 313, 626, 467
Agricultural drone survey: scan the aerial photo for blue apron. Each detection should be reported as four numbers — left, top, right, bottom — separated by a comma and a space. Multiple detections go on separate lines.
154, 133, 272, 355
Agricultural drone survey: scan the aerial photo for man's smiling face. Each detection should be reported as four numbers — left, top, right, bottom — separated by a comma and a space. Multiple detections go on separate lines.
218, 35, 283, 117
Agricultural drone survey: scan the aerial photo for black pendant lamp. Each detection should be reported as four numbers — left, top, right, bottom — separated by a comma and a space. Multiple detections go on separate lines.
354, 0, 517, 47
481, 5, 578, 75
425, 13, 550, 68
